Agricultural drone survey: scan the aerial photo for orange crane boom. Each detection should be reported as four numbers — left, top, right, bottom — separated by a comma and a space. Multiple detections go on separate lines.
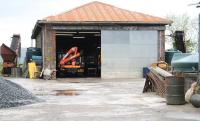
59, 47, 81, 69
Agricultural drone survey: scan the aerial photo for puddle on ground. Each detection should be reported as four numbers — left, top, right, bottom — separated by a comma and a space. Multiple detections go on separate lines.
69, 81, 81, 83
53, 89, 83, 96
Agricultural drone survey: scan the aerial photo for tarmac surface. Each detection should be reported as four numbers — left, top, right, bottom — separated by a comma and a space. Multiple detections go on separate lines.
0, 78, 199, 121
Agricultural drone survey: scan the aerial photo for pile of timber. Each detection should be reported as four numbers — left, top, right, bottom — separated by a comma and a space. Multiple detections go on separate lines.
143, 67, 173, 97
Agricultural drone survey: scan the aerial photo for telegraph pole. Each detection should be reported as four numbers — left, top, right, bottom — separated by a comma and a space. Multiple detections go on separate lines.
189, 2, 200, 82
196, 2, 200, 84
197, 4, 200, 83
196, 4, 200, 75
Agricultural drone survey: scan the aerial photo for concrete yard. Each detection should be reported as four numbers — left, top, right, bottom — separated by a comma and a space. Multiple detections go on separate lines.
0, 78, 199, 121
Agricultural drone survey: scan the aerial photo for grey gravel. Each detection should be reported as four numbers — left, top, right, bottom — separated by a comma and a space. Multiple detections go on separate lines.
0, 77, 40, 108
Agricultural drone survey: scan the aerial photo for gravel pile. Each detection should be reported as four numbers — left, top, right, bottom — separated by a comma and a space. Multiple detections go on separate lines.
0, 77, 40, 108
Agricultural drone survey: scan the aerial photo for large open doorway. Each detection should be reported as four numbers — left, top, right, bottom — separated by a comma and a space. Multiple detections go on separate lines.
56, 31, 101, 78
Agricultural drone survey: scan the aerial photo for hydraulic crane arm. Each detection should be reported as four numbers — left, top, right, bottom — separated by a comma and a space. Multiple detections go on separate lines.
59, 47, 80, 68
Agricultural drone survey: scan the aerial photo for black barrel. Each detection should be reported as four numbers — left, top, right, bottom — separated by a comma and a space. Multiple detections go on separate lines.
165, 76, 185, 105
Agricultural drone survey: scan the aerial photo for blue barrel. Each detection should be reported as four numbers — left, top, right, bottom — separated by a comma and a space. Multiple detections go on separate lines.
143, 67, 150, 78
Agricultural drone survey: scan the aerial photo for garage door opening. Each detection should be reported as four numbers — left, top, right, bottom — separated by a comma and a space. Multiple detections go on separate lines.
56, 31, 101, 78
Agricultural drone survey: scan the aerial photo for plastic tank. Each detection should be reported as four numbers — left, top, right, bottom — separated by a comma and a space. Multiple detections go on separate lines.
165, 49, 181, 65
171, 53, 198, 72
26, 47, 41, 62
32, 56, 42, 65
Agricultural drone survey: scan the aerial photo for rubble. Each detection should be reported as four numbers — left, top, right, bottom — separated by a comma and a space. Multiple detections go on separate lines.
0, 77, 40, 108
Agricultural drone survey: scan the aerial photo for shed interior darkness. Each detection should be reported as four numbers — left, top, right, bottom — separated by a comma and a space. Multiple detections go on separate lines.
56, 31, 101, 78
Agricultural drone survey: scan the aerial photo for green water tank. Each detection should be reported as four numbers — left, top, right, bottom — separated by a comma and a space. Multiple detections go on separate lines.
165, 49, 181, 65
171, 53, 198, 72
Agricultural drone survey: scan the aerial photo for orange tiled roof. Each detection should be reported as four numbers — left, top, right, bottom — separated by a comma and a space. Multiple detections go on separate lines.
45, 1, 171, 24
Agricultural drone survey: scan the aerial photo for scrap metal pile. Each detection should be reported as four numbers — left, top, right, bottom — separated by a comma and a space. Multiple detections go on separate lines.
143, 66, 200, 106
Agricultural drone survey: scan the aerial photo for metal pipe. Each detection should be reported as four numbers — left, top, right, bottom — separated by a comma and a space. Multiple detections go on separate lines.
198, 14, 200, 84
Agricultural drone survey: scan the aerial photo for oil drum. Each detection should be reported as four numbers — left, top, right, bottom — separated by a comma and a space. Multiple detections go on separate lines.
165, 76, 185, 105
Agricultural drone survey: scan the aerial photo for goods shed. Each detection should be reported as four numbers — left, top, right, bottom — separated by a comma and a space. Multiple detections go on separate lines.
31, 1, 172, 78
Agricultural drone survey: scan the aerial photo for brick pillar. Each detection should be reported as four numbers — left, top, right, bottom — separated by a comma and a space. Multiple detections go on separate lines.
43, 24, 56, 79
158, 30, 165, 61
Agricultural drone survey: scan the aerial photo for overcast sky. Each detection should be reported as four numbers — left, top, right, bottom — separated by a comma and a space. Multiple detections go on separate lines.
0, 0, 199, 47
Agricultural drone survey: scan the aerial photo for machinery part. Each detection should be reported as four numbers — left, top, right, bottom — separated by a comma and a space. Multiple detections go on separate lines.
0, 44, 17, 75
61, 65, 81, 69
3, 62, 15, 68
0, 44, 16, 65
0, 34, 21, 76
59, 47, 81, 69
10, 34, 21, 57
25, 47, 42, 65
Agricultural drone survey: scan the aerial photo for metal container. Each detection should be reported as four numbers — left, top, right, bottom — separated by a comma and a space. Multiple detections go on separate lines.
32, 56, 42, 65
165, 76, 185, 105
26, 47, 41, 63
0, 44, 16, 62
165, 49, 181, 65
171, 53, 198, 72
11, 67, 22, 77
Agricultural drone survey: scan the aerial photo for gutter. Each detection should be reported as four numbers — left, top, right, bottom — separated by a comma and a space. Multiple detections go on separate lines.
38, 20, 172, 25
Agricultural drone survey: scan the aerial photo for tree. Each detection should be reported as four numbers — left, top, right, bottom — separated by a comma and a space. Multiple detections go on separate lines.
166, 13, 198, 53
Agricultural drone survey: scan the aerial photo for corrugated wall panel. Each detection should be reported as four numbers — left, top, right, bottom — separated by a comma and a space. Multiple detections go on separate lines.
101, 30, 158, 78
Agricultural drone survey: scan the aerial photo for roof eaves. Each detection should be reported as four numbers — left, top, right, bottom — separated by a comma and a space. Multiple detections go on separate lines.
31, 20, 47, 39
